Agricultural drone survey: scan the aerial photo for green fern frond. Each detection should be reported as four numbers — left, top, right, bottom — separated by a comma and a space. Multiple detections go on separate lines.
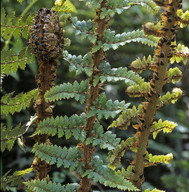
103, 29, 159, 51
115, 166, 133, 180
109, 104, 143, 130
144, 188, 165, 192
81, 156, 139, 191
1, 123, 25, 152
1, 46, 35, 75
150, 119, 177, 139
1, 168, 33, 191
170, 44, 189, 65
1, 89, 38, 115
45, 80, 89, 104
1, 8, 32, 40
108, 136, 138, 169
100, 0, 160, 18
54, 0, 77, 13
145, 153, 173, 166
130, 55, 157, 73
99, 61, 144, 85
71, 17, 96, 43
32, 113, 86, 141
85, 122, 121, 150
126, 82, 150, 97
165, 67, 183, 84
32, 144, 82, 170
25, 179, 78, 192
87, 93, 130, 120
63, 51, 93, 76
157, 88, 183, 108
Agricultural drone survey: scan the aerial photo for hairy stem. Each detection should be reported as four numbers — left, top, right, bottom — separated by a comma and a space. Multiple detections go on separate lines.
78, 1, 110, 191
131, 0, 180, 189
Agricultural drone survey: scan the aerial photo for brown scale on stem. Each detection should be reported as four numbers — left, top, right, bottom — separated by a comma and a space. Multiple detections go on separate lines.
29, 8, 63, 180
130, 0, 181, 190
78, 1, 110, 192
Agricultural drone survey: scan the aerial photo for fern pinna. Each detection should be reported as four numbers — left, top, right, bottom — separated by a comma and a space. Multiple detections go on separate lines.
108, 0, 189, 191
1, 0, 189, 192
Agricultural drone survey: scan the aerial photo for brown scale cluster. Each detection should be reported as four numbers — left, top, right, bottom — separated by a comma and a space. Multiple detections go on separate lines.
29, 8, 64, 61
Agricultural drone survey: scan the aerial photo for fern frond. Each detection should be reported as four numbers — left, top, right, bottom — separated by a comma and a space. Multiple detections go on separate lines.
157, 88, 183, 108
1, 123, 25, 152
165, 67, 183, 84
1, 89, 38, 115
177, 9, 189, 27
85, 122, 120, 150
109, 104, 143, 130
115, 166, 133, 180
145, 153, 173, 167
100, 0, 160, 18
82, 156, 139, 191
71, 17, 96, 43
1, 8, 32, 40
150, 119, 177, 139
170, 44, 189, 65
126, 82, 151, 97
108, 136, 138, 169
1, 46, 35, 75
99, 61, 144, 85
32, 113, 86, 141
87, 93, 130, 120
32, 144, 82, 170
45, 80, 89, 104
144, 188, 165, 192
54, 0, 77, 13
25, 179, 78, 192
130, 55, 157, 73
0, 168, 33, 191
103, 29, 159, 51
63, 51, 93, 76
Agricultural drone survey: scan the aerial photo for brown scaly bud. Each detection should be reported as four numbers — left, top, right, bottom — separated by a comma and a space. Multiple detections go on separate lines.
29, 8, 64, 61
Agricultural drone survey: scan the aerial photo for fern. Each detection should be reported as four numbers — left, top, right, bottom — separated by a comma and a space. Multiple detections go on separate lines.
32, 113, 86, 141
45, 80, 89, 104
1, 89, 38, 115
1, 123, 25, 152
25, 179, 78, 192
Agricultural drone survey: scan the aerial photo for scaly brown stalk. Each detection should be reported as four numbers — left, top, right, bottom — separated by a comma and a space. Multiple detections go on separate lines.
29, 8, 63, 180
78, 1, 110, 191
131, 0, 181, 190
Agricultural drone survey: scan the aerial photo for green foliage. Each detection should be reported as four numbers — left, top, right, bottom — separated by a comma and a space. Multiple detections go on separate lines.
109, 104, 144, 129
130, 55, 156, 73
166, 67, 183, 84
1, 47, 35, 75
32, 144, 82, 171
145, 153, 173, 166
157, 88, 183, 108
87, 93, 130, 120
25, 179, 78, 192
32, 113, 86, 141
108, 136, 138, 169
1, 123, 25, 152
85, 122, 121, 150
170, 44, 189, 64
100, 0, 160, 18
0, 168, 33, 191
150, 119, 177, 139
63, 51, 93, 76
161, 174, 189, 192
99, 61, 144, 85
45, 80, 89, 104
103, 29, 159, 51
82, 156, 139, 191
54, 0, 77, 13
126, 82, 151, 97
1, 89, 38, 115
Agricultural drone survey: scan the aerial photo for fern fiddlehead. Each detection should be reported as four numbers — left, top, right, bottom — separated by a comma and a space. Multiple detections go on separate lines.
29, 8, 64, 179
